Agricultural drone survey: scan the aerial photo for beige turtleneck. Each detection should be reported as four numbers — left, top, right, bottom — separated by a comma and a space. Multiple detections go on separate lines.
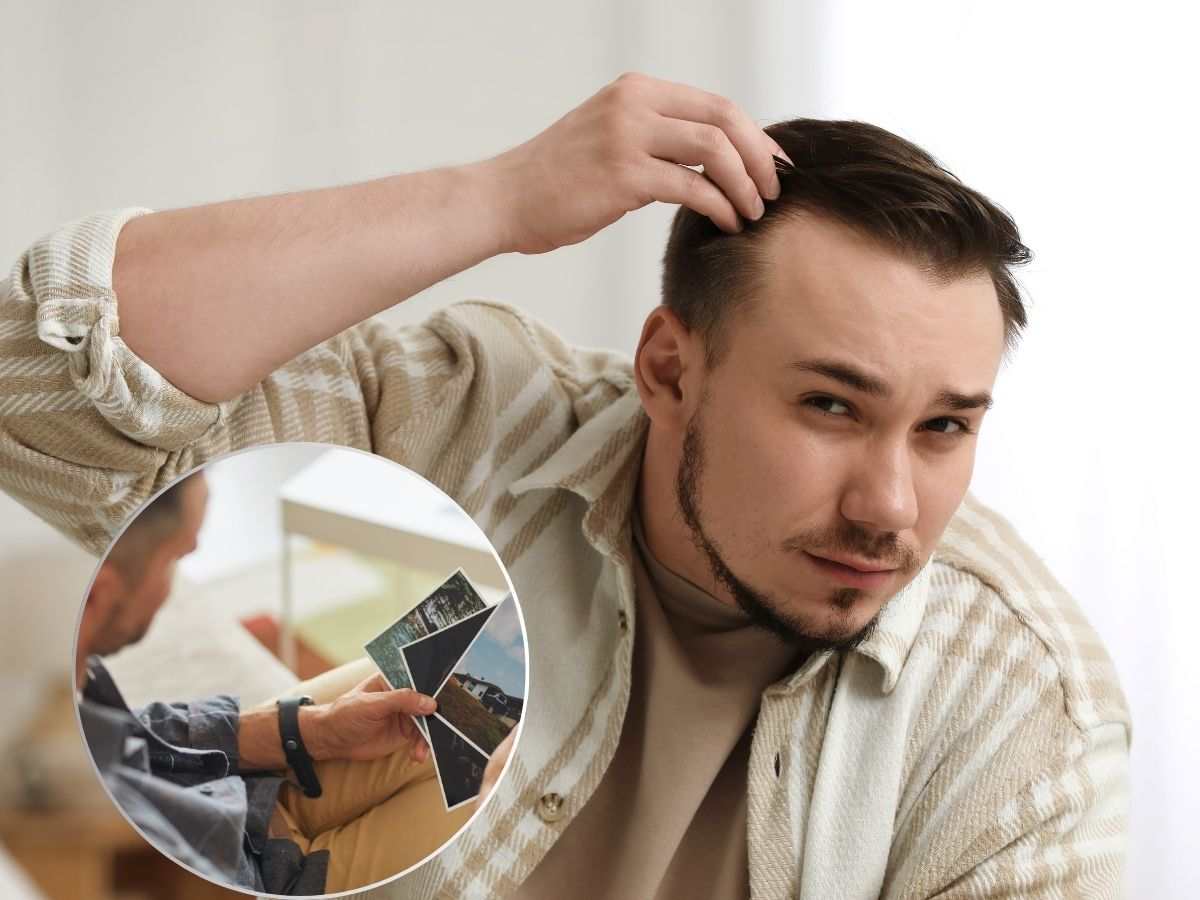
514, 504, 800, 898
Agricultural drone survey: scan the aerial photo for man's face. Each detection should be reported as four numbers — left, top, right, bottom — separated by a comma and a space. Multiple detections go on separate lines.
672, 213, 1005, 648
88, 476, 209, 657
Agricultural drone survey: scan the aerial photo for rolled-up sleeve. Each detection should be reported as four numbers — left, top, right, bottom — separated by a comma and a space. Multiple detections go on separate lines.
135, 694, 241, 758
1, 208, 222, 552
21, 207, 221, 447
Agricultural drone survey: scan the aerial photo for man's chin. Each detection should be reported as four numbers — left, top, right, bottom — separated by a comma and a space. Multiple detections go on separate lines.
91, 629, 147, 658
737, 588, 883, 651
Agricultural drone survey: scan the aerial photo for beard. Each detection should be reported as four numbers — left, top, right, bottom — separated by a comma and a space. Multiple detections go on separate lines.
87, 593, 154, 658
89, 619, 150, 658
674, 406, 915, 653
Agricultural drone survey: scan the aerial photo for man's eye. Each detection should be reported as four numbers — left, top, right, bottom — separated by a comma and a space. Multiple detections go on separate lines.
805, 396, 852, 417
803, 397, 975, 438
923, 417, 974, 436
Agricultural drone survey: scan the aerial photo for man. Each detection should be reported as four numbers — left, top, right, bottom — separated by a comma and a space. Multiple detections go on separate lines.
1, 72, 1129, 898
75, 470, 482, 895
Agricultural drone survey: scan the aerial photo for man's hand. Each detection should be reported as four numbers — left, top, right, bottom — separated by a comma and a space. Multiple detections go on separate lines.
303, 673, 436, 764
486, 72, 790, 254
237, 674, 435, 771
474, 728, 516, 812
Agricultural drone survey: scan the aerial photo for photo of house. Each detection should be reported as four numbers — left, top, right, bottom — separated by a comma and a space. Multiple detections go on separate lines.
459, 674, 523, 723
431, 595, 525, 756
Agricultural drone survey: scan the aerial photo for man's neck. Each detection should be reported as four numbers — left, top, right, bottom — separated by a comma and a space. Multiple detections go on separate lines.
635, 429, 737, 610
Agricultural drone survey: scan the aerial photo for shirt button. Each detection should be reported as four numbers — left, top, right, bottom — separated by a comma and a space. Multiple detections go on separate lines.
536, 792, 566, 823
774, 752, 783, 777
617, 609, 629, 633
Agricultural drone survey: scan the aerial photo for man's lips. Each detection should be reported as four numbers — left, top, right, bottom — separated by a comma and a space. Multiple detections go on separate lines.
808, 552, 896, 574
803, 552, 898, 589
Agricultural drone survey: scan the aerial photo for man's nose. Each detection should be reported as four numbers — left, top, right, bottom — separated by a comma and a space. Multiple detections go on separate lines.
839, 438, 919, 535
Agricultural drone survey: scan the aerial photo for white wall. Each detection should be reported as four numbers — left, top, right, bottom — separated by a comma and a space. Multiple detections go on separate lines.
761, 3, 1195, 895
1, 0, 1194, 894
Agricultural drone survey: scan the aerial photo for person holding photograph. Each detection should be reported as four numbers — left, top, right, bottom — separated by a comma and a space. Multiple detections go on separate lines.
74, 471, 482, 895
2, 72, 1129, 898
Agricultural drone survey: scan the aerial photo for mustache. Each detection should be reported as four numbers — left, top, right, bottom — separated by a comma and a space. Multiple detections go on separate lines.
781, 531, 920, 572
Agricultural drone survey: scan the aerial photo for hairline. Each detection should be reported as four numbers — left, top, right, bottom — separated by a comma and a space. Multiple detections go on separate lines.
696, 210, 1006, 371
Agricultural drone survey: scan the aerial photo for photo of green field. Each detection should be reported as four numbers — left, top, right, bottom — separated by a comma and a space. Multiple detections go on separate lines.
435, 676, 512, 755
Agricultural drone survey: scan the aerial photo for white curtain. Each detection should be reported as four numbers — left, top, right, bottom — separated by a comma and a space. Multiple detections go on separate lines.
0, 0, 1193, 895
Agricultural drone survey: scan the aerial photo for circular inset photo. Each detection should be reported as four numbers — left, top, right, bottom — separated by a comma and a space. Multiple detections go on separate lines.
71, 443, 527, 898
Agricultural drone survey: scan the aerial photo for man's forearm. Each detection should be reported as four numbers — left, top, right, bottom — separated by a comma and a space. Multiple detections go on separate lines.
236, 705, 326, 771
113, 160, 515, 404
109, 75, 788, 405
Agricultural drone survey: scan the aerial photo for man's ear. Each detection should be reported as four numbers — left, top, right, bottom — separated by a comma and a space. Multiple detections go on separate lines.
633, 306, 697, 428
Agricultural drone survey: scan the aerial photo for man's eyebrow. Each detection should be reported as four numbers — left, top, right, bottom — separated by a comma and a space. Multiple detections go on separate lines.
935, 388, 994, 411
787, 358, 994, 411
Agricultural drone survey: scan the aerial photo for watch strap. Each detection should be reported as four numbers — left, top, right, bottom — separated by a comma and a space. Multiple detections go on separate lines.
277, 696, 322, 798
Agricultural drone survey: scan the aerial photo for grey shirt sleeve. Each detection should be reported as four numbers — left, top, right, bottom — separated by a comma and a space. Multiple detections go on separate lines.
132, 693, 242, 785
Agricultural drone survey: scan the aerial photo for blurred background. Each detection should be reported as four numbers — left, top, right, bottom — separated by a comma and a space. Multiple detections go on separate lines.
1, 1, 1195, 896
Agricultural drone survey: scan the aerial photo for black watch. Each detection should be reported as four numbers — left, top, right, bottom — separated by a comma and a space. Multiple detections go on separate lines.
276, 695, 322, 798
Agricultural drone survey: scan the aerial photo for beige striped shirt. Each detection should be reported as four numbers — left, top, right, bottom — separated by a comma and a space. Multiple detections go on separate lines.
0, 208, 1131, 899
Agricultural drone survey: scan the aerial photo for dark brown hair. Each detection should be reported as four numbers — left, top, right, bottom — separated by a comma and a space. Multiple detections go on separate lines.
660, 119, 1031, 368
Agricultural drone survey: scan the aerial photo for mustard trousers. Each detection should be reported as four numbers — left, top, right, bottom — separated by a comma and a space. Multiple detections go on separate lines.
260, 659, 474, 893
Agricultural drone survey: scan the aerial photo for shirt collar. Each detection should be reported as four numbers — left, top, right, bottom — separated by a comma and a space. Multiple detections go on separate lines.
507, 386, 935, 694
78, 702, 130, 771
508, 388, 649, 561
754, 556, 935, 697
77, 657, 137, 770
847, 556, 934, 694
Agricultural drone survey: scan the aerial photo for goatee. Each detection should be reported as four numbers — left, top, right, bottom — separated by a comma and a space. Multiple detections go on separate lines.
674, 407, 900, 654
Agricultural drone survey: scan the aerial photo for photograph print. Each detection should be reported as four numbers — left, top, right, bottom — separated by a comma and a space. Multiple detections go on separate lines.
363, 567, 488, 691
431, 593, 524, 756
400, 604, 496, 698
425, 714, 491, 811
